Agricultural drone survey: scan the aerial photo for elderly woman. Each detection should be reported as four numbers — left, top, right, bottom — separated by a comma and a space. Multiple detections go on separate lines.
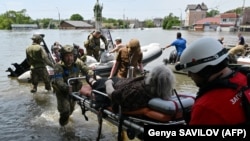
85, 64, 176, 113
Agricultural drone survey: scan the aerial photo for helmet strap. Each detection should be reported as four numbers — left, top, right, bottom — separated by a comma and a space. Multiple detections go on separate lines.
196, 59, 228, 78
176, 48, 227, 70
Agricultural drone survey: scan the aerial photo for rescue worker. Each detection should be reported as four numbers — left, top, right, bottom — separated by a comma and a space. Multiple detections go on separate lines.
227, 44, 247, 63
109, 38, 144, 78
175, 37, 247, 125
26, 34, 54, 93
164, 32, 187, 63
84, 30, 108, 62
238, 32, 245, 46
52, 45, 94, 126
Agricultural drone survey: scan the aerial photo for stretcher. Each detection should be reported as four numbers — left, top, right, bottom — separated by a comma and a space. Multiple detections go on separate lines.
68, 77, 196, 141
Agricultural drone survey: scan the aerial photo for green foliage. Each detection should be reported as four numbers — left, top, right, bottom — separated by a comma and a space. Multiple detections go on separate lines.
0, 6, 245, 30
144, 20, 155, 28
103, 18, 117, 23
225, 7, 243, 14
39, 18, 54, 29
0, 9, 35, 29
162, 13, 180, 29
70, 14, 83, 21
117, 19, 128, 28
0, 16, 12, 29
206, 9, 220, 17
102, 17, 129, 29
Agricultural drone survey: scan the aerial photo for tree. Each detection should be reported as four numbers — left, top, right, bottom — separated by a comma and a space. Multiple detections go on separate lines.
0, 9, 34, 29
225, 7, 243, 14
70, 14, 83, 21
0, 17, 12, 29
39, 18, 53, 29
144, 20, 155, 28
206, 9, 220, 17
162, 13, 180, 29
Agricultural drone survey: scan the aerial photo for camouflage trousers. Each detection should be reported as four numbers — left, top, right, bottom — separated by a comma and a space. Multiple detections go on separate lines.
53, 82, 82, 119
55, 91, 76, 119
30, 67, 51, 89
86, 48, 100, 62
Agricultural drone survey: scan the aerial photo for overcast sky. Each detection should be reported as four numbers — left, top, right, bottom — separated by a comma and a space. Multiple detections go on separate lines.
0, 0, 249, 20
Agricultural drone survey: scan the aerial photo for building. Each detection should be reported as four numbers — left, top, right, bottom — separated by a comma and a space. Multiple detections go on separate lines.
127, 19, 141, 28
240, 7, 250, 32
192, 13, 239, 32
220, 13, 238, 32
184, 3, 208, 28
153, 18, 163, 27
59, 20, 94, 29
242, 7, 250, 25
11, 24, 38, 30
193, 17, 220, 31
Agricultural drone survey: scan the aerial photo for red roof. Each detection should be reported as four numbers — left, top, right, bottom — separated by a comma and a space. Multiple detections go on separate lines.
220, 13, 238, 18
195, 17, 220, 25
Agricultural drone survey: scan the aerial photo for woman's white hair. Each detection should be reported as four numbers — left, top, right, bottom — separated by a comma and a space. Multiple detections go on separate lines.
145, 65, 176, 100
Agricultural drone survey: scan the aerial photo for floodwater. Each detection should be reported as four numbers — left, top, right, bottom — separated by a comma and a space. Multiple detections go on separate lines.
1, 28, 250, 141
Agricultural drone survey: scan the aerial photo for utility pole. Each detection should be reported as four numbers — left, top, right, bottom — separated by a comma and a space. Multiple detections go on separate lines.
179, 8, 182, 29
56, 7, 60, 28
239, 0, 245, 31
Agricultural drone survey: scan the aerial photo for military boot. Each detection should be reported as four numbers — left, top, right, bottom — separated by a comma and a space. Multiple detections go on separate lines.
30, 85, 37, 93
59, 113, 70, 126
45, 84, 51, 91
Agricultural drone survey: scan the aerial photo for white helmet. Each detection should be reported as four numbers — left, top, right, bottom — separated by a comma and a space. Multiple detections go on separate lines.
175, 37, 228, 73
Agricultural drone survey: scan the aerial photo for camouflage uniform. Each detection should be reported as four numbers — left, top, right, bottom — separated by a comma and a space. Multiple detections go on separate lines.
52, 45, 94, 126
84, 31, 108, 62
26, 34, 54, 93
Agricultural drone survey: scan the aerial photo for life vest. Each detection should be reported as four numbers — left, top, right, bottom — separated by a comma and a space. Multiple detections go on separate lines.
196, 67, 250, 124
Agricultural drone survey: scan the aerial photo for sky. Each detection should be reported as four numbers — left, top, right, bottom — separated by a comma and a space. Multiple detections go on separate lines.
0, 0, 249, 21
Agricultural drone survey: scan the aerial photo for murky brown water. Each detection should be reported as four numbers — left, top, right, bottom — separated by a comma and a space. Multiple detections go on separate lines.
1, 28, 250, 141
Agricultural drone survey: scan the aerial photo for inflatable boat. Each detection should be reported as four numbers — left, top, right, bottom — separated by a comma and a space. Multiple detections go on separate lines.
69, 77, 195, 141
16, 55, 101, 83
163, 50, 188, 75
237, 57, 250, 65
14, 43, 162, 83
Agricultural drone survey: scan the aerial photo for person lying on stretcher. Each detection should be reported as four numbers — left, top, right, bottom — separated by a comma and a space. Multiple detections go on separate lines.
82, 64, 176, 113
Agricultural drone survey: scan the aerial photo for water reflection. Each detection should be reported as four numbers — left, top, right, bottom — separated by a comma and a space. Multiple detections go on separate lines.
175, 73, 198, 94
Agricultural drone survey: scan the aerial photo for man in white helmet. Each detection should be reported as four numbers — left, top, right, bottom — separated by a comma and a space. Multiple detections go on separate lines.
175, 37, 248, 125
